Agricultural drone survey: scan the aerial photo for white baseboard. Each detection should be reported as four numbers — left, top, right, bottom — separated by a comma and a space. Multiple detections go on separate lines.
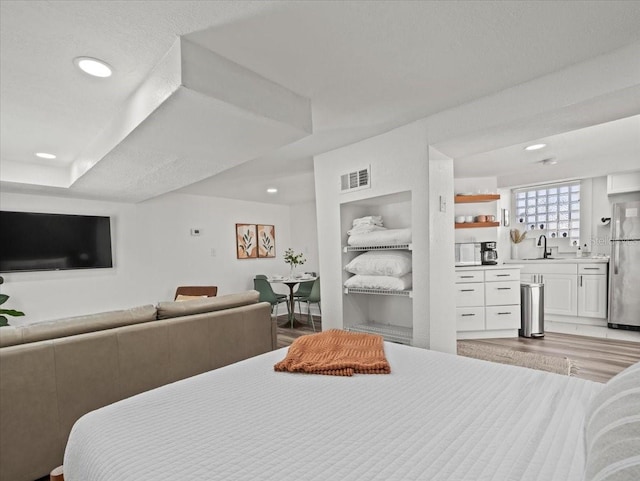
457, 329, 518, 340
546, 320, 640, 342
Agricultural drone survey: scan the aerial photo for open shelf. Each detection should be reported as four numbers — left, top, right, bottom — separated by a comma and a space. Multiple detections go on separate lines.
455, 221, 500, 229
344, 287, 413, 297
454, 194, 500, 203
347, 321, 413, 345
343, 243, 412, 252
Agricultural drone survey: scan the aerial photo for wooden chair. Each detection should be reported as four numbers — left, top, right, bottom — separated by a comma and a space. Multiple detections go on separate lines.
174, 286, 218, 300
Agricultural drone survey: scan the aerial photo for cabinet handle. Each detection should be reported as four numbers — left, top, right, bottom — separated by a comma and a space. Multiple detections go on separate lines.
461, 313, 475, 317
496, 274, 510, 277
583, 268, 600, 270
580, 275, 583, 287
460, 275, 474, 278
497, 312, 512, 315
497, 287, 511, 290
460, 289, 475, 292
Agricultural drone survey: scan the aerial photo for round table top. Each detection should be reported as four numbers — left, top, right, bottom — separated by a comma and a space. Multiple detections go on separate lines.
268, 276, 316, 284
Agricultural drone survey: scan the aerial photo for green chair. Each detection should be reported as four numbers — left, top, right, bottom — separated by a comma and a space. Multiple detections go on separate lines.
253, 278, 289, 318
293, 280, 314, 315
255, 274, 268, 280
298, 277, 320, 331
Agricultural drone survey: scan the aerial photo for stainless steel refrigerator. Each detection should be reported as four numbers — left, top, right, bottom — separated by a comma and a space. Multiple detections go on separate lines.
609, 200, 640, 330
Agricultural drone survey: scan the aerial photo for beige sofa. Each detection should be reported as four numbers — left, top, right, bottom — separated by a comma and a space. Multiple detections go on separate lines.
0, 290, 275, 481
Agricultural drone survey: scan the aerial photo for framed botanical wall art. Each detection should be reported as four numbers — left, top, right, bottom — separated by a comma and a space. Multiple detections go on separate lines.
257, 224, 276, 258
236, 224, 257, 259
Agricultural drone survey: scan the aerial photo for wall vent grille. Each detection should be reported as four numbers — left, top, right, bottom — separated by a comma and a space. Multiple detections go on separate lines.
340, 166, 370, 193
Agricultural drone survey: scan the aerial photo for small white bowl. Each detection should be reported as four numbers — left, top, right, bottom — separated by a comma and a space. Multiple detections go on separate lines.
455, 216, 466, 223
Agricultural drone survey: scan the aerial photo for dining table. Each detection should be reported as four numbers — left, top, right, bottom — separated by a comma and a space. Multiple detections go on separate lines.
268, 276, 316, 328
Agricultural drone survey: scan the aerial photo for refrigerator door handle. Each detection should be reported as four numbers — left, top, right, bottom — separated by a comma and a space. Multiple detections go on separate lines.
613, 241, 620, 275
611, 203, 620, 240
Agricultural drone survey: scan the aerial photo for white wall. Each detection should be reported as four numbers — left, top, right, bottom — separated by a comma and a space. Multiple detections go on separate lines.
287, 201, 319, 274
453, 177, 499, 244
0, 191, 300, 325
314, 120, 456, 353
589, 175, 640, 256
505, 174, 640, 259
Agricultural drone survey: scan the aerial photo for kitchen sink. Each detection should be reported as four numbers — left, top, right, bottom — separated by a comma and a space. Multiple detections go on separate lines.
522, 257, 557, 260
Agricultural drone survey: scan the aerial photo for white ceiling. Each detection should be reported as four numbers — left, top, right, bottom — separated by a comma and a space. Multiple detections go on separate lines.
1, 1, 640, 204
454, 115, 640, 188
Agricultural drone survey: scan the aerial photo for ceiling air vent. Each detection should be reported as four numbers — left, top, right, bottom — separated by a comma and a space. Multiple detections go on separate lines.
340, 166, 371, 193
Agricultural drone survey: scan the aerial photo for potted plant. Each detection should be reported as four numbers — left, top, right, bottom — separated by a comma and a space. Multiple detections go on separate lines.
0, 276, 25, 327
283, 248, 306, 278
509, 228, 527, 259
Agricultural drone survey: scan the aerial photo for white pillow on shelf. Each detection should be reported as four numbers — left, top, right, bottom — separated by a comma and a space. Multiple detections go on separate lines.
344, 250, 412, 277
344, 273, 412, 291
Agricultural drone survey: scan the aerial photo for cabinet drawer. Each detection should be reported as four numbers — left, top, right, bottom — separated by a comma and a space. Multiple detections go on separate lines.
455, 283, 485, 307
485, 281, 520, 305
485, 269, 520, 282
520, 263, 577, 275
578, 263, 607, 275
456, 307, 485, 331
485, 305, 520, 330
455, 271, 484, 283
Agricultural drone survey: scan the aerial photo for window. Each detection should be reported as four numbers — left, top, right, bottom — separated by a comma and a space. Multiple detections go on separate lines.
514, 181, 581, 244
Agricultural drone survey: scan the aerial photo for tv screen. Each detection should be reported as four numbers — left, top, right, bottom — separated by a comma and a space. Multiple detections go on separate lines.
0, 211, 113, 272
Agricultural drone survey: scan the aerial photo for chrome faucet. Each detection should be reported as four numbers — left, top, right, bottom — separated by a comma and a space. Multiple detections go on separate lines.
537, 234, 551, 259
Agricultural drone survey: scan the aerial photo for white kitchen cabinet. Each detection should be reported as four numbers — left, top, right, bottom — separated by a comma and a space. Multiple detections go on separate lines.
485, 280, 520, 306
485, 305, 520, 330
578, 264, 608, 318
455, 266, 520, 337
519, 261, 608, 320
543, 273, 578, 316
455, 283, 485, 307
521, 263, 578, 316
456, 307, 485, 331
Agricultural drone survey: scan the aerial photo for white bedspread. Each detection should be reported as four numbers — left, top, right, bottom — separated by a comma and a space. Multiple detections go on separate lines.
64, 343, 601, 481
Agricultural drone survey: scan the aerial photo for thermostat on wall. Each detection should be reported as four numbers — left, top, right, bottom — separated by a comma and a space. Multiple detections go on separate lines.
190, 228, 201, 236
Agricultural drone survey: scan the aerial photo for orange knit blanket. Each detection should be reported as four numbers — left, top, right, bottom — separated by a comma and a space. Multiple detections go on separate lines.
274, 329, 391, 376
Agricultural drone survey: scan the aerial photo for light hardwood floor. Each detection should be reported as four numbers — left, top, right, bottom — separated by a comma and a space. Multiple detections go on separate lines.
275, 315, 640, 383
460, 332, 640, 383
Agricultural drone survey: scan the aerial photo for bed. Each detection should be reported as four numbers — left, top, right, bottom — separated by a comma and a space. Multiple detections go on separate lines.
63, 342, 639, 481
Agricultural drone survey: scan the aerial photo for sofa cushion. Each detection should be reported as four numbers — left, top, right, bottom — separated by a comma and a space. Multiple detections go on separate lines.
157, 290, 260, 320
0, 326, 23, 348
18, 305, 157, 345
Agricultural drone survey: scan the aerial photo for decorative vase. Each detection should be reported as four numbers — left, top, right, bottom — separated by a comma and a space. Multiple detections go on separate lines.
511, 243, 519, 259
289, 265, 295, 278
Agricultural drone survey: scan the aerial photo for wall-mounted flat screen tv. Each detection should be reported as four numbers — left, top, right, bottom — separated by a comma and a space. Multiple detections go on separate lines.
0, 211, 113, 272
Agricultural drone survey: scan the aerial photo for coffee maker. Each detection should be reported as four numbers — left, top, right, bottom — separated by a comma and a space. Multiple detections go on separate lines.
480, 241, 498, 265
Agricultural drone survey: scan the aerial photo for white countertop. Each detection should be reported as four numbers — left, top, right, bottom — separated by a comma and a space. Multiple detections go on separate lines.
455, 264, 523, 270
504, 257, 609, 264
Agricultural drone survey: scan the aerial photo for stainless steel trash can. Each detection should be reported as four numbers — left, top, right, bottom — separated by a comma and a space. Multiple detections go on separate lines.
520, 282, 544, 338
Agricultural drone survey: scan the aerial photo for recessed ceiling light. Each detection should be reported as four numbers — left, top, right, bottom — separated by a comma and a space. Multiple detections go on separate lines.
541, 158, 557, 166
266, 188, 278, 194
35, 152, 56, 159
525, 143, 547, 151
74, 57, 113, 78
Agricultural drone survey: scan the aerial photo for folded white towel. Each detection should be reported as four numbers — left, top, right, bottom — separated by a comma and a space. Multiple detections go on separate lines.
352, 215, 383, 227
347, 224, 387, 236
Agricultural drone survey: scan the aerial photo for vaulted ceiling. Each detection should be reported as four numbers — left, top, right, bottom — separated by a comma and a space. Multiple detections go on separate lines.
1, 1, 639, 204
